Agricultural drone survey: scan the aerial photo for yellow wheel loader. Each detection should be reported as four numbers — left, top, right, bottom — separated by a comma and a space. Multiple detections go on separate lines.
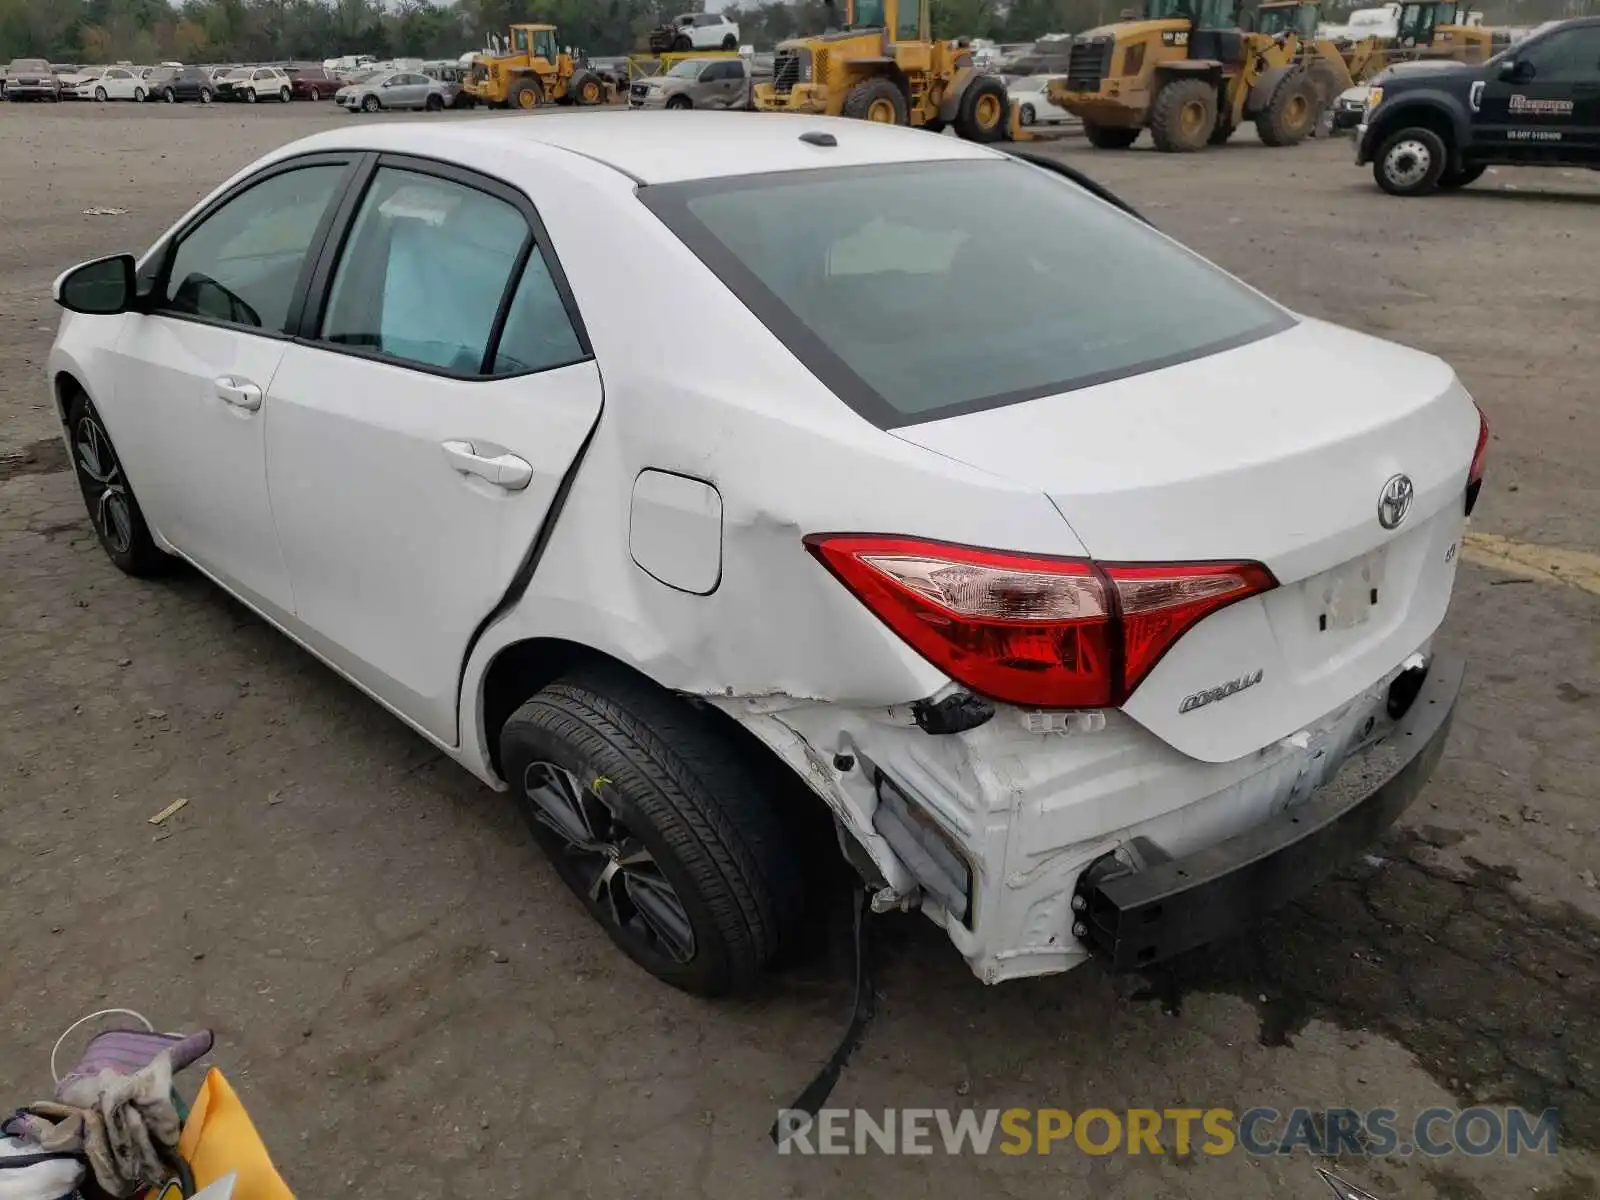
1250, 0, 1387, 109
1387, 0, 1496, 62
463, 23, 609, 110
753, 0, 1012, 143
1048, 0, 1322, 152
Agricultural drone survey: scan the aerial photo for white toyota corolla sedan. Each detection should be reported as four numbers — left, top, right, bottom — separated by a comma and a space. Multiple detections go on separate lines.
48, 112, 1485, 996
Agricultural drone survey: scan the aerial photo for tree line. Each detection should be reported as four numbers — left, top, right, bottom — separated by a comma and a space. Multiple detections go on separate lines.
3, 0, 1593, 69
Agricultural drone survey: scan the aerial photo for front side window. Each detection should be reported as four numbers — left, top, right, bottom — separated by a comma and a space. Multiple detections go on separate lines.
854, 0, 886, 27
162, 164, 346, 332
643, 160, 1290, 427
320, 168, 530, 373
1519, 27, 1600, 81
513, 28, 530, 52
534, 31, 557, 58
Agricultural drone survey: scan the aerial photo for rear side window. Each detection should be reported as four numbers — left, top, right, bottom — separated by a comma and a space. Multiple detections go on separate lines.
318, 166, 583, 378
641, 160, 1291, 427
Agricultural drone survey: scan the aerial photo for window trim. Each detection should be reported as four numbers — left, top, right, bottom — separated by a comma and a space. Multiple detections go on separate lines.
146, 152, 365, 342
637, 159, 1293, 430
295, 151, 594, 383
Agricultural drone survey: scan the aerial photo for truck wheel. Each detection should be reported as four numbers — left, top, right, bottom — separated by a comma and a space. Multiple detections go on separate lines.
666, 93, 692, 109
499, 664, 803, 997
1083, 120, 1139, 149
954, 74, 1008, 142
1149, 78, 1216, 152
843, 76, 908, 125
569, 69, 603, 106
1438, 163, 1485, 190
509, 78, 542, 110
1373, 127, 1447, 196
1305, 60, 1343, 113
1255, 70, 1318, 146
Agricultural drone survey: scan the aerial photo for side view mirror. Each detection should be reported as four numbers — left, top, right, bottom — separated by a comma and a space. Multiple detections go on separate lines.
1498, 58, 1530, 82
54, 254, 136, 316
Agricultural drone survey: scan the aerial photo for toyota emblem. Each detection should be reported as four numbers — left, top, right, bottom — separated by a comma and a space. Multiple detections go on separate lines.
1378, 474, 1414, 530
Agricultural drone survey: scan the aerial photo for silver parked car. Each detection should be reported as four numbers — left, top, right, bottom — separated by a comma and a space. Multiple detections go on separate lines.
628, 56, 749, 110
4, 58, 62, 101
336, 69, 450, 112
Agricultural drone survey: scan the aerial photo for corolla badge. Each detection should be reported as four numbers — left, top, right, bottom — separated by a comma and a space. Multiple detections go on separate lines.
1179, 668, 1264, 714
1378, 474, 1414, 530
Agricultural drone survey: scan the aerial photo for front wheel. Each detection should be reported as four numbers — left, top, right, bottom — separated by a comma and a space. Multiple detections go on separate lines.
1438, 163, 1486, 190
842, 76, 907, 125
66, 391, 165, 577
1373, 126, 1447, 196
163, 87, 176, 103
94, 86, 107, 102
1020, 103, 1036, 126
500, 666, 803, 997
1083, 119, 1138, 149
199, 87, 212, 103
278, 86, 290, 103
1255, 70, 1318, 146
665, 93, 692, 110
245, 88, 257, 104
133, 87, 144, 102
954, 74, 1009, 142
361, 94, 381, 112
1149, 77, 1216, 152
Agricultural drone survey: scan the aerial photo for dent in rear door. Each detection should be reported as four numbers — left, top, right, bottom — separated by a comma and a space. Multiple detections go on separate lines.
262, 158, 602, 745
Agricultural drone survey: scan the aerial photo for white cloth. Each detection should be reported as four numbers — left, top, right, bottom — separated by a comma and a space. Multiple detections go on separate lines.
0, 1136, 84, 1200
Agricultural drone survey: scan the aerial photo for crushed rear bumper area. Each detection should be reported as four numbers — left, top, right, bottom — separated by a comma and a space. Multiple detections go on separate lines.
1074, 653, 1464, 971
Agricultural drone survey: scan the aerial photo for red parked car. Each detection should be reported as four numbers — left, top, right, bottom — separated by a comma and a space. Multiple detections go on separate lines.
286, 65, 339, 100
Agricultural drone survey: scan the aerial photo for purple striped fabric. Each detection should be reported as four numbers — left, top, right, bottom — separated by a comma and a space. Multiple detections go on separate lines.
58, 1029, 214, 1094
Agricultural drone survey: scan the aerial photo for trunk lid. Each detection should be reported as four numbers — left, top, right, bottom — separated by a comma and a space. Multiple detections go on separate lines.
893, 319, 1478, 763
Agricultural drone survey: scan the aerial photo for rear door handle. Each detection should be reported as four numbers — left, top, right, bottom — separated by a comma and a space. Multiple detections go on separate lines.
441, 440, 532, 491
214, 376, 262, 411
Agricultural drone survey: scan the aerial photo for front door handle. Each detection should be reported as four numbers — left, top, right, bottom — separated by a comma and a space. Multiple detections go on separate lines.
214, 376, 262, 411
441, 440, 532, 491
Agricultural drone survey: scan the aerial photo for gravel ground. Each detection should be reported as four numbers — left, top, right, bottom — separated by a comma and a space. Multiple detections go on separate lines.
1, 102, 1597, 1199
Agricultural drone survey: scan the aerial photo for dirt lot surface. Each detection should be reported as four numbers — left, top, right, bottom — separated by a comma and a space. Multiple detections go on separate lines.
2, 103, 1597, 1199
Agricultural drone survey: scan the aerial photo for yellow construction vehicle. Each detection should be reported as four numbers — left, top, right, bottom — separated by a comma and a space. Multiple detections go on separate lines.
1048, 0, 1322, 151
463, 23, 609, 110
753, 0, 1012, 142
1250, 0, 1387, 107
1388, 0, 1495, 62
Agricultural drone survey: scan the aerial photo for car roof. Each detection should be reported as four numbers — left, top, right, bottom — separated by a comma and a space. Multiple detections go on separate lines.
293, 111, 1002, 185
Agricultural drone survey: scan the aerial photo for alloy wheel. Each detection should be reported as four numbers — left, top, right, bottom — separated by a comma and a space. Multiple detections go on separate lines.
74, 416, 134, 556
522, 760, 696, 965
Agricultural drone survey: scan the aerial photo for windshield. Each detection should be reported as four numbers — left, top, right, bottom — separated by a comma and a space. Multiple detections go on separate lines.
852, 0, 887, 27
668, 59, 710, 77
226, 69, 252, 79
1254, 3, 1316, 35
642, 160, 1290, 427
1146, 0, 1236, 21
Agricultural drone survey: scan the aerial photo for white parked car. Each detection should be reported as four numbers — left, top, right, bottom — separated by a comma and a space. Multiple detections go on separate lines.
46, 113, 1483, 996
667, 11, 741, 50
87, 65, 151, 101
1006, 74, 1073, 125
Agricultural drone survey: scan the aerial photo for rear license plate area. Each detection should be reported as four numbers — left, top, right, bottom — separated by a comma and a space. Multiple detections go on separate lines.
1314, 546, 1388, 632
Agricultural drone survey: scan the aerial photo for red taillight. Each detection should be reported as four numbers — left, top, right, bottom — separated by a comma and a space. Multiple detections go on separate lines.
804, 534, 1275, 709
1466, 406, 1488, 516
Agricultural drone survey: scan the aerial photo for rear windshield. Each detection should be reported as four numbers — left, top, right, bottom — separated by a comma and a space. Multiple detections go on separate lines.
9, 59, 49, 71
640, 159, 1291, 428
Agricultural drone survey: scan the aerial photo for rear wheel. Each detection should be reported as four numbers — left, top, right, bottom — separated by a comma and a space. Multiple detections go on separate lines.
721, 33, 738, 49
672, 34, 692, 51
1083, 120, 1139, 149
1149, 77, 1216, 152
954, 74, 1009, 143
842, 76, 908, 125
424, 93, 444, 111
1255, 70, 1318, 146
1438, 163, 1485, 190
500, 665, 803, 997
509, 78, 542, 110
65, 390, 165, 577
1373, 126, 1447, 196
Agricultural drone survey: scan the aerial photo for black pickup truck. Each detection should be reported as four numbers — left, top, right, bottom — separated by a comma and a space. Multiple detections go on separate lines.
1356, 16, 1600, 196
